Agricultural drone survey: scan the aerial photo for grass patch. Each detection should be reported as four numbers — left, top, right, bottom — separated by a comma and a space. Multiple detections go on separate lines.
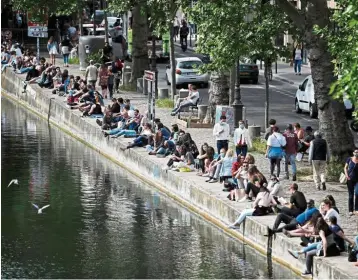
249, 137, 266, 154
69, 57, 79, 65
156, 98, 174, 108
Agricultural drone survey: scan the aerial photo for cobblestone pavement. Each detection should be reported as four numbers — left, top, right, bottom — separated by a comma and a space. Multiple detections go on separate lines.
117, 91, 358, 237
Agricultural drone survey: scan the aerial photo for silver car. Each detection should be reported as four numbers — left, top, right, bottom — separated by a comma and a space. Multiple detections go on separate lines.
165, 57, 210, 88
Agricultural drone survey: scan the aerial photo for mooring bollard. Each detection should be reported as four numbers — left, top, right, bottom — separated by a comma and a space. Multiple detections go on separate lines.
137, 78, 144, 93
248, 125, 261, 139
159, 88, 169, 99
198, 105, 208, 121
123, 72, 131, 86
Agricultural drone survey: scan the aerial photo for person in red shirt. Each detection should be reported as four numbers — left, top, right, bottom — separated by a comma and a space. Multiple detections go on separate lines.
232, 154, 245, 177
283, 124, 299, 181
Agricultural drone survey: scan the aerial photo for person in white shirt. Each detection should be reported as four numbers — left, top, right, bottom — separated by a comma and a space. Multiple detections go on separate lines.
319, 199, 340, 226
213, 115, 230, 153
85, 60, 98, 87
233, 120, 252, 157
171, 85, 200, 116
267, 175, 283, 197
266, 126, 287, 178
293, 43, 303, 75
229, 184, 277, 229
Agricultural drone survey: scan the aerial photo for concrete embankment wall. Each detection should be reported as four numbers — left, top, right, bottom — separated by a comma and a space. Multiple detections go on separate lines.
2, 69, 356, 279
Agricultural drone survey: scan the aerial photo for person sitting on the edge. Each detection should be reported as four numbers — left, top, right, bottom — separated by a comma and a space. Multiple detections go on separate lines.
170, 85, 199, 116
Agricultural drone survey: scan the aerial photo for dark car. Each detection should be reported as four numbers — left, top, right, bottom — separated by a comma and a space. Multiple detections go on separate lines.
238, 59, 259, 84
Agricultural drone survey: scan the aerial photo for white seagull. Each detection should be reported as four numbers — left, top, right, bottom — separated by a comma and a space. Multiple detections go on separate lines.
32, 203, 50, 214
7, 179, 19, 188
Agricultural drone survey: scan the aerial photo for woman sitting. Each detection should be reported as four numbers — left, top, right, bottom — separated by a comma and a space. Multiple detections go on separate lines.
198, 145, 215, 176
319, 198, 340, 225
219, 149, 236, 184
239, 165, 267, 202
176, 133, 199, 158
79, 94, 103, 117
229, 184, 277, 229
121, 123, 154, 150
147, 131, 166, 155
283, 212, 322, 238
170, 145, 195, 172
229, 161, 249, 201
205, 148, 226, 183
197, 143, 209, 174
297, 217, 341, 278
245, 153, 255, 168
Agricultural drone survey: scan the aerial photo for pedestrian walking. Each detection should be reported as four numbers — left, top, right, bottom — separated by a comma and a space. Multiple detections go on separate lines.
283, 124, 298, 181
213, 115, 230, 153
233, 120, 252, 157
47, 36, 58, 65
60, 36, 71, 67
107, 67, 114, 99
308, 131, 330, 190
344, 149, 358, 216
265, 119, 278, 140
98, 64, 109, 99
85, 60, 98, 88
266, 126, 286, 178
292, 43, 303, 75
173, 16, 180, 42
179, 20, 189, 47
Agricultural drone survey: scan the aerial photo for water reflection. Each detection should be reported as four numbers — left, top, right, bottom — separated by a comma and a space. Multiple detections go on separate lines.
1, 97, 297, 279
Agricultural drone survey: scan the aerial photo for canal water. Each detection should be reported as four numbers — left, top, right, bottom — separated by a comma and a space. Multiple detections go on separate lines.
1, 97, 297, 279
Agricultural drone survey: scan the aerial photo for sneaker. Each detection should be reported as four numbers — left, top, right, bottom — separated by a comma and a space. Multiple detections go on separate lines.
228, 225, 238, 229
96, 119, 103, 126
301, 271, 312, 278
202, 173, 210, 177
292, 174, 297, 181
288, 249, 299, 259
209, 179, 218, 183
322, 182, 326, 191
349, 212, 353, 216
205, 178, 212, 182
238, 196, 247, 202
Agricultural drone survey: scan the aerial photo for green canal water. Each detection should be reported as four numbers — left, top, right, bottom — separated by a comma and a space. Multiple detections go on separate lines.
1, 97, 297, 279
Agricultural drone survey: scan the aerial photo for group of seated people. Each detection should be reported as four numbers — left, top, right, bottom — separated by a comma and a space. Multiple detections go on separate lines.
225, 181, 358, 277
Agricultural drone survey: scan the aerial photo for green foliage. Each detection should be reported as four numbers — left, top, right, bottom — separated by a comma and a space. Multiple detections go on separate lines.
249, 137, 266, 154
156, 98, 174, 108
188, 1, 297, 73
69, 57, 79, 65
326, 158, 345, 182
11, 0, 81, 16
321, 1, 358, 119
85, 51, 102, 65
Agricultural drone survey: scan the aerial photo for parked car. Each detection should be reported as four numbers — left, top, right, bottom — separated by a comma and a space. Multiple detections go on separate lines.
165, 57, 210, 88
239, 58, 259, 84
295, 75, 354, 118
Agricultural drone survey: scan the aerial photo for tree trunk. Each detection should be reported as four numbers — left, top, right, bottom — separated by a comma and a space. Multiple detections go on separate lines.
204, 72, 230, 124
277, 0, 355, 159
130, 2, 149, 87
169, 23, 176, 98
229, 64, 236, 104
304, 1, 354, 159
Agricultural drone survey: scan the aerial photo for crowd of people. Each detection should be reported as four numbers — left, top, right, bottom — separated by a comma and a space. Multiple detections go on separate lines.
5, 34, 358, 277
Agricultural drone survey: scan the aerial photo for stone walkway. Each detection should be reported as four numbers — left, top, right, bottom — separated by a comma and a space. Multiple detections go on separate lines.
25, 58, 358, 237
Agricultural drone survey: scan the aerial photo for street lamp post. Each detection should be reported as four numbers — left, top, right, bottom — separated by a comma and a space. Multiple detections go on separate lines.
232, 58, 243, 128
151, 36, 158, 99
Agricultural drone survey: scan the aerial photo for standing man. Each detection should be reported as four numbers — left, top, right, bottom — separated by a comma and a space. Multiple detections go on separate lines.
283, 124, 299, 181
85, 60, 98, 88
179, 20, 189, 47
309, 131, 330, 190
265, 119, 277, 140
233, 120, 252, 157
213, 115, 230, 153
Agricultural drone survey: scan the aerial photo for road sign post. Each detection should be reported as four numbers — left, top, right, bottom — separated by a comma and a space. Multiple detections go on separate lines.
144, 70, 157, 127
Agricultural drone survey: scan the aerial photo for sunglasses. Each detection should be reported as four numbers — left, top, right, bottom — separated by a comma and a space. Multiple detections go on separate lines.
243, 164, 248, 167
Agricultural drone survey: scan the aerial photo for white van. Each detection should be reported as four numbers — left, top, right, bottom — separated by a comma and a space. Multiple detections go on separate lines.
295, 75, 354, 118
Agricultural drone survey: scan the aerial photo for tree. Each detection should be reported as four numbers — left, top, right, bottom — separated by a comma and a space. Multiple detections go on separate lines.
322, 1, 358, 119
275, 0, 354, 159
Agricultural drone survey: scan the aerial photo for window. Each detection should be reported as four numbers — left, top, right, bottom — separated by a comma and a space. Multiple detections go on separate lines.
301, 79, 308, 91
178, 60, 202, 69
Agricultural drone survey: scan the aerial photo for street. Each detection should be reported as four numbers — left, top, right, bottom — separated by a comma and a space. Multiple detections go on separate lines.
156, 46, 318, 132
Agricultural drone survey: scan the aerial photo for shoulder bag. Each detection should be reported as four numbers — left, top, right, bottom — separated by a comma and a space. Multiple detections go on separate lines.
268, 135, 284, 159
